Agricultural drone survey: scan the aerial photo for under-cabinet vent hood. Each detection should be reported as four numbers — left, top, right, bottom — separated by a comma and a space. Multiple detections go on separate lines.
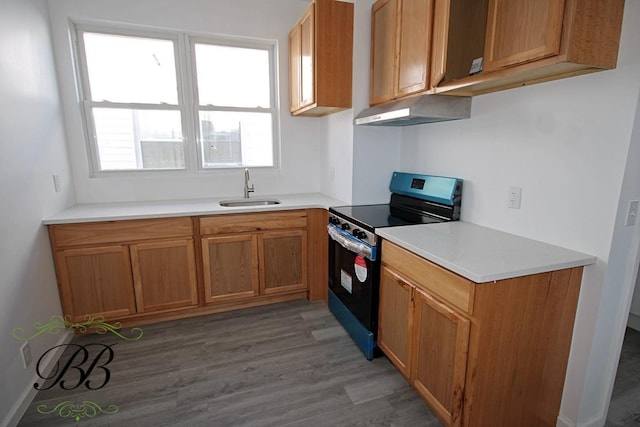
354, 94, 471, 126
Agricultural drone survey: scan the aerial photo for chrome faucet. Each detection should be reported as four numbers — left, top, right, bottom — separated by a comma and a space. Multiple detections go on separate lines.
244, 168, 254, 199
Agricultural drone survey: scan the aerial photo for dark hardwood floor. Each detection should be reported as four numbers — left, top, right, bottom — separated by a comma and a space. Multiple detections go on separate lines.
607, 327, 640, 426
18, 300, 441, 427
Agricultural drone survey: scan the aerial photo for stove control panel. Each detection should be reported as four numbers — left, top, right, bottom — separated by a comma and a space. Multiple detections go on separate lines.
328, 215, 378, 245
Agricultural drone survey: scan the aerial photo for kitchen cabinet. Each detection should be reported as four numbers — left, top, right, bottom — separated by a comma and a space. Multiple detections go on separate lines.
369, 0, 485, 105
199, 210, 308, 305
379, 244, 471, 426
370, 0, 435, 105
288, 0, 353, 116
201, 234, 259, 303
260, 230, 307, 295
54, 245, 136, 322
49, 217, 198, 322
436, 0, 625, 96
378, 266, 413, 378
369, 0, 398, 105
48, 208, 326, 326
412, 286, 469, 426
130, 239, 198, 313
483, 0, 565, 72
379, 240, 583, 427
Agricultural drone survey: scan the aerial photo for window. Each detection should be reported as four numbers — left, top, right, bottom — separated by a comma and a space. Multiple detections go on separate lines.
74, 25, 278, 173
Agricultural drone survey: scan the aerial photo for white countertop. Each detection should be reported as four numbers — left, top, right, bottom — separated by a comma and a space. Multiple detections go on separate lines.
376, 222, 596, 283
42, 193, 347, 224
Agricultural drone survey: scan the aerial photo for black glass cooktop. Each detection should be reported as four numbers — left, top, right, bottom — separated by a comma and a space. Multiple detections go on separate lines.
330, 204, 442, 230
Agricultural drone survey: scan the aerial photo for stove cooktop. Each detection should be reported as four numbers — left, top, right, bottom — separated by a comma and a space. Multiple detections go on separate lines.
330, 204, 443, 231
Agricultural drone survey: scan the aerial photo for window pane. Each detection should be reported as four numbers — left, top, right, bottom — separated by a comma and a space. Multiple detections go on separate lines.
195, 44, 270, 108
93, 108, 184, 170
199, 111, 273, 167
83, 33, 178, 104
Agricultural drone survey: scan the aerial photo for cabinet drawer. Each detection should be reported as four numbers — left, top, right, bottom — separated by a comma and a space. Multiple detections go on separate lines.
199, 210, 308, 235
50, 217, 194, 248
381, 240, 474, 314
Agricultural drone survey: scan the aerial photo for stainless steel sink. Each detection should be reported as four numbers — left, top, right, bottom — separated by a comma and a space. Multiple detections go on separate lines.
219, 198, 281, 207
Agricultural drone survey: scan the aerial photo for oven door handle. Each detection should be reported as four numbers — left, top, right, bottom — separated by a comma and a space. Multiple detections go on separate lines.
327, 224, 377, 261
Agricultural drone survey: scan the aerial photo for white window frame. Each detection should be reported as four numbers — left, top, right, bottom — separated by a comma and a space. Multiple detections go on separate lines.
188, 36, 279, 170
72, 23, 280, 176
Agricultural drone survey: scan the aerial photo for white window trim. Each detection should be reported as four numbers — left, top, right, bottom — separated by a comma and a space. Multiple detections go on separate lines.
71, 22, 280, 176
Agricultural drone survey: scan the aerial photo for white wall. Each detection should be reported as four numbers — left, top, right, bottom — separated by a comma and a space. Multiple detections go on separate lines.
349, 0, 401, 205
395, 2, 640, 425
320, 0, 402, 205
628, 260, 640, 330
0, 0, 75, 424
47, 0, 326, 203
577, 91, 640, 427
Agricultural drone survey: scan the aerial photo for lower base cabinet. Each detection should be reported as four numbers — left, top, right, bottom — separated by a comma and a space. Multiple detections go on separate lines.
412, 285, 469, 426
55, 245, 137, 322
378, 240, 582, 427
130, 239, 198, 313
49, 209, 323, 326
200, 211, 308, 304
50, 217, 198, 323
202, 234, 260, 303
379, 265, 469, 426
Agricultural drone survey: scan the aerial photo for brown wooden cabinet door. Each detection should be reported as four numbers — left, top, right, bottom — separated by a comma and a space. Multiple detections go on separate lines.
396, 0, 433, 97
288, 24, 301, 113
412, 288, 470, 427
55, 245, 136, 322
483, 0, 565, 72
299, 3, 315, 109
260, 230, 307, 295
288, 3, 314, 113
370, 0, 398, 105
378, 266, 413, 379
130, 239, 198, 313
202, 235, 259, 303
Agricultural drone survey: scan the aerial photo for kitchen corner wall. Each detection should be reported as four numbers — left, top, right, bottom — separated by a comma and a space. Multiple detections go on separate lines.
396, 2, 640, 425
47, 0, 325, 203
0, 0, 76, 424
348, 0, 402, 205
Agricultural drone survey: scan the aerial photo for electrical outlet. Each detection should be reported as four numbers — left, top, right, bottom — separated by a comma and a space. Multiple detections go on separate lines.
20, 342, 32, 369
507, 187, 522, 209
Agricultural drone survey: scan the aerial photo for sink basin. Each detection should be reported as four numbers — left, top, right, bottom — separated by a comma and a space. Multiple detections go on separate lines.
219, 198, 281, 207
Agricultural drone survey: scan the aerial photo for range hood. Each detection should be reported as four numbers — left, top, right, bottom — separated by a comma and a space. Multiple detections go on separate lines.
354, 94, 471, 126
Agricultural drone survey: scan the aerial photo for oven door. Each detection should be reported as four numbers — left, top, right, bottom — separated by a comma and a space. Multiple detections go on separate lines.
327, 224, 380, 332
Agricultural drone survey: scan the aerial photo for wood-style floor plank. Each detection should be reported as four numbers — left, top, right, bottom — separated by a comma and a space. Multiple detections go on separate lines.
18, 300, 439, 426
606, 327, 640, 426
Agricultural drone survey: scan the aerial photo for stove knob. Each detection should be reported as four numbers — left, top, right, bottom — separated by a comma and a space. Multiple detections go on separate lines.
329, 216, 340, 225
352, 229, 367, 239
341, 223, 351, 231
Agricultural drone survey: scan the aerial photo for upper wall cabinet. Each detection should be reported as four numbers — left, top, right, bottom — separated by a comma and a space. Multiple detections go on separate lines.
482, 0, 566, 72
370, 0, 437, 105
369, 0, 487, 106
435, 0, 625, 96
289, 0, 354, 117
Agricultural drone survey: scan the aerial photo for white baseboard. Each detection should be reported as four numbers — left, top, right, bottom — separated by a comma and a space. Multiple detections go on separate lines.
558, 410, 607, 427
557, 413, 576, 427
1, 332, 73, 427
628, 313, 640, 332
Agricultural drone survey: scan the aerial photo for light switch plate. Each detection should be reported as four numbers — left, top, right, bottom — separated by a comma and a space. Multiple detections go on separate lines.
625, 200, 639, 226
